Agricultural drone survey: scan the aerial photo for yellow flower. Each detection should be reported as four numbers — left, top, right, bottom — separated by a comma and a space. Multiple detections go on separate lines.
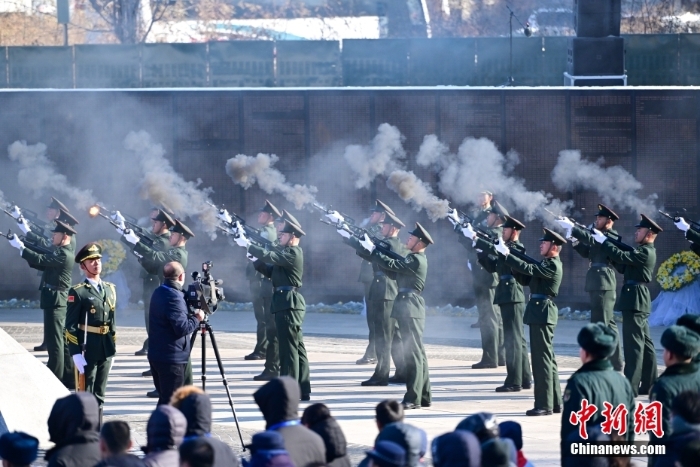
657, 251, 700, 291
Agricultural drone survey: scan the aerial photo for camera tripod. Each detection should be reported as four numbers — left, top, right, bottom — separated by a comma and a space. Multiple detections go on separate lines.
189, 317, 245, 449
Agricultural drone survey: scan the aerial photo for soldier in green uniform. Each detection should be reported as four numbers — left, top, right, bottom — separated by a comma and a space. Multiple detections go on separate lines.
560, 323, 635, 462
590, 214, 661, 396
335, 210, 407, 386
7, 221, 76, 388
238, 214, 311, 400
496, 228, 565, 416
244, 200, 281, 361
360, 223, 433, 410
673, 216, 700, 250
677, 314, 700, 363
454, 200, 506, 369
470, 215, 532, 391
649, 326, 700, 460
469, 190, 495, 330
557, 204, 624, 371
65, 242, 117, 409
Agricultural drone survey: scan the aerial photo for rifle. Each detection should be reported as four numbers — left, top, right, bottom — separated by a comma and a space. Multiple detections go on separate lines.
88, 204, 155, 248
320, 219, 407, 261
448, 208, 496, 242
543, 208, 634, 252
209, 204, 277, 249
0, 229, 53, 255
658, 209, 700, 230
2, 205, 49, 240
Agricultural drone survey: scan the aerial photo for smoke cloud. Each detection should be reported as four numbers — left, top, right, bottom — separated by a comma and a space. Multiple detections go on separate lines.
123, 131, 219, 238
551, 150, 658, 216
7, 141, 96, 210
386, 170, 450, 221
225, 153, 318, 209
344, 123, 406, 189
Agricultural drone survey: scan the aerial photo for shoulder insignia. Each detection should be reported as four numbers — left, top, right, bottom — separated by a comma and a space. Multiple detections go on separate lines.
404, 255, 414, 264
73, 283, 87, 289
168, 249, 176, 255
563, 389, 571, 402
68, 295, 75, 302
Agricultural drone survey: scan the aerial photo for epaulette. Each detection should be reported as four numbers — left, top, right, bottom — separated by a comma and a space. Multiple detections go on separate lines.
72, 283, 87, 290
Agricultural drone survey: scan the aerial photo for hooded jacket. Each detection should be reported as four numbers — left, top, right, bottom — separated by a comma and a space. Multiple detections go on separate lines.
306, 416, 351, 467
254, 377, 326, 467
143, 405, 187, 467
176, 393, 240, 467
45, 393, 101, 467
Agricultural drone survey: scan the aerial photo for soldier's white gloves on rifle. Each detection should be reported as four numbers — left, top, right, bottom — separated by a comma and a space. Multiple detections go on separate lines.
359, 234, 375, 253
555, 218, 574, 238
336, 228, 352, 239
591, 229, 607, 244
232, 221, 243, 236
235, 230, 250, 248
8, 235, 24, 252
461, 223, 476, 241
325, 211, 344, 224
17, 217, 31, 235
218, 209, 233, 225
246, 253, 257, 262
72, 354, 87, 374
124, 229, 140, 245
446, 209, 461, 227
675, 217, 690, 232
495, 238, 510, 256
111, 210, 126, 224
9, 205, 22, 220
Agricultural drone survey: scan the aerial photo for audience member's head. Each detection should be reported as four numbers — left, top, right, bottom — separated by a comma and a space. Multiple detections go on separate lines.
661, 325, 700, 366
243, 432, 294, 467
578, 323, 617, 362
144, 405, 188, 454
366, 441, 406, 467
0, 432, 39, 467
376, 422, 426, 467
498, 421, 523, 451
48, 392, 100, 444
253, 377, 300, 429
171, 387, 213, 438
455, 412, 499, 443
678, 439, 700, 467
375, 400, 404, 431
677, 314, 700, 336
100, 421, 132, 458
301, 403, 331, 428
672, 391, 700, 428
431, 431, 481, 467
179, 438, 214, 467
481, 438, 511, 467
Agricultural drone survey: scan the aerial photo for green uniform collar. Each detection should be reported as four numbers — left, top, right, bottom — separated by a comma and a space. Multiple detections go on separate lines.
660, 362, 699, 377
576, 358, 613, 373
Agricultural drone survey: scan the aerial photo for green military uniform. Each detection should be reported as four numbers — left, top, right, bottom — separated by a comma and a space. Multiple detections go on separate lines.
561, 323, 635, 462
504, 228, 565, 414
685, 227, 700, 244
475, 215, 532, 390
19, 221, 76, 387
570, 205, 623, 370
247, 222, 277, 357
371, 223, 432, 408
65, 243, 117, 406
601, 214, 661, 396
249, 215, 310, 397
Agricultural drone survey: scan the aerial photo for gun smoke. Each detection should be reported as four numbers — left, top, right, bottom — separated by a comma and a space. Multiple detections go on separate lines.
551, 150, 658, 216
225, 153, 318, 209
386, 170, 450, 221
344, 123, 406, 189
123, 131, 219, 238
7, 141, 96, 210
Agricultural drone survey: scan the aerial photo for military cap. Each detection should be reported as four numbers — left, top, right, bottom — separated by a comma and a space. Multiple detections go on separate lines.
382, 211, 405, 228
159, 202, 175, 216
677, 314, 700, 336
259, 200, 282, 218
596, 204, 619, 221
503, 215, 525, 231
480, 190, 494, 196
52, 220, 76, 235
281, 219, 305, 237
371, 199, 396, 215
75, 242, 102, 264
409, 222, 434, 245
661, 325, 700, 358
635, 214, 663, 233
47, 197, 69, 212
0, 431, 39, 465
540, 228, 566, 245
491, 201, 509, 219
171, 219, 195, 239
56, 209, 79, 226
152, 209, 175, 227
577, 322, 617, 358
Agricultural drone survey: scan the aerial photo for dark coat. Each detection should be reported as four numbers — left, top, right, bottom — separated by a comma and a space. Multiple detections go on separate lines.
148, 280, 199, 364
650, 362, 700, 444
94, 454, 146, 467
45, 393, 101, 467
143, 405, 187, 467
307, 417, 351, 467
654, 417, 700, 467
254, 377, 326, 467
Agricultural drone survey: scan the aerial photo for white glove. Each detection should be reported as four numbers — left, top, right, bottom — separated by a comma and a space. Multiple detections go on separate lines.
675, 217, 690, 232
467, 260, 472, 271
110, 210, 126, 224
446, 209, 461, 226
337, 228, 352, 239
232, 221, 243, 235
123, 229, 140, 245
9, 205, 22, 220
461, 223, 476, 240
591, 228, 607, 244
555, 217, 574, 230
569, 238, 579, 247
325, 210, 345, 224
494, 238, 510, 256
359, 233, 375, 253
246, 253, 257, 262
234, 231, 250, 248
9, 235, 24, 251
72, 354, 87, 374
218, 209, 233, 224
17, 217, 31, 234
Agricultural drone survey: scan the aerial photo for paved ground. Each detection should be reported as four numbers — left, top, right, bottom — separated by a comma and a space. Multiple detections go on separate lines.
0, 307, 664, 466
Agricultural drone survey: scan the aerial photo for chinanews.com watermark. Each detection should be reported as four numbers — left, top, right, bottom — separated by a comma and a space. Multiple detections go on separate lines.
570, 442, 666, 456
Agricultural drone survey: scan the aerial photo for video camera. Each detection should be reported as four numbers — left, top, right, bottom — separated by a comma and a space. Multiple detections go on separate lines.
186, 261, 224, 316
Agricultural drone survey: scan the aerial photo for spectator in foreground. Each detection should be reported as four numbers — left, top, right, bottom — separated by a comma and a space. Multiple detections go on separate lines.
143, 405, 188, 467
431, 430, 481, 467
676, 314, 700, 363
179, 438, 213, 467
455, 413, 499, 444
301, 403, 350, 467
359, 400, 423, 467
45, 393, 101, 467
0, 431, 39, 467
655, 391, 700, 467
95, 421, 145, 467
481, 438, 514, 467
677, 439, 700, 467
365, 441, 406, 467
375, 400, 404, 431
242, 432, 294, 467
499, 421, 534, 467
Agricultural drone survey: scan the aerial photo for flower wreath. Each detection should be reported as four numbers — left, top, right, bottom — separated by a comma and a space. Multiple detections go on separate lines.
656, 251, 700, 292
97, 239, 126, 276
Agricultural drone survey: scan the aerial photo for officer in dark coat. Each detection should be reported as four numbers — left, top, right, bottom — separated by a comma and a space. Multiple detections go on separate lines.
8, 220, 76, 387
560, 323, 636, 462
245, 200, 281, 361
497, 228, 565, 416
591, 213, 662, 396
677, 314, 700, 363
559, 204, 624, 370
473, 215, 532, 391
365, 223, 433, 410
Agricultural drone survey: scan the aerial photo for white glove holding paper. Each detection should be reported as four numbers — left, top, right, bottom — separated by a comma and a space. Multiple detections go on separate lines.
72, 354, 87, 374
591, 229, 607, 244
359, 234, 375, 253
17, 217, 31, 234
218, 209, 233, 225
461, 223, 476, 240
675, 217, 690, 232
337, 228, 352, 239
494, 238, 510, 256
9, 235, 24, 251
325, 210, 345, 224
124, 229, 140, 245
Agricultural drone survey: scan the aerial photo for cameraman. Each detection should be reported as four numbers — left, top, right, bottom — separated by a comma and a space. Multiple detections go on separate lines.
148, 261, 204, 405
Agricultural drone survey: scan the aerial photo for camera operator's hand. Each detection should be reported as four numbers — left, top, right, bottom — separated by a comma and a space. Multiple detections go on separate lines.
194, 309, 206, 322
72, 354, 87, 374
17, 217, 31, 234
9, 205, 22, 220
123, 229, 140, 245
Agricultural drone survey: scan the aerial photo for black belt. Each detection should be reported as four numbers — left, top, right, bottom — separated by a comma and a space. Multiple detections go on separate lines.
500, 274, 514, 280
43, 283, 68, 292
625, 280, 646, 286
530, 294, 554, 301
590, 263, 610, 268
374, 271, 386, 277
398, 288, 421, 296
274, 286, 298, 292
